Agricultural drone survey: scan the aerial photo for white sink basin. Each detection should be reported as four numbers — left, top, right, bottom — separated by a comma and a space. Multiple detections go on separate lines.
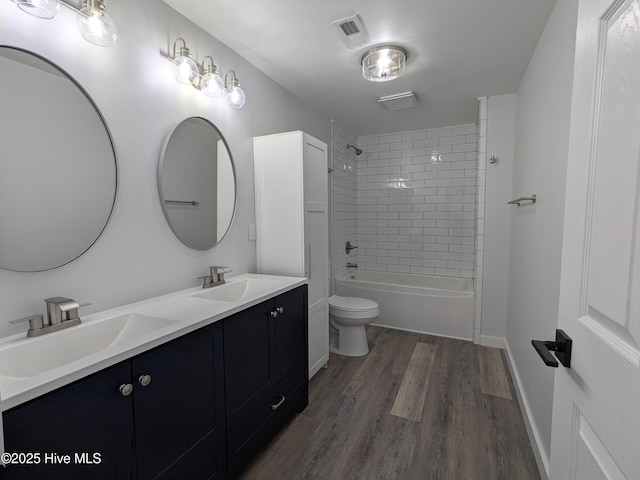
0, 313, 177, 379
191, 277, 286, 302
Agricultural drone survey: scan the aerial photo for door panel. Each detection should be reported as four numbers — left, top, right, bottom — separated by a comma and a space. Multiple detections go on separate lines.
585, 0, 640, 332
550, 0, 640, 478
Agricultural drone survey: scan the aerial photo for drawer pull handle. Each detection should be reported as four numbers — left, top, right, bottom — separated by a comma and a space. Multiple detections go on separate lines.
270, 394, 285, 410
270, 310, 278, 318
138, 374, 152, 387
119, 383, 134, 396
277, 306, 284, 314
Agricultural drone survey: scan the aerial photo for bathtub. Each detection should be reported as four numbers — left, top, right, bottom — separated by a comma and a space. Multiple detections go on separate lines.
335, 270, 474, 340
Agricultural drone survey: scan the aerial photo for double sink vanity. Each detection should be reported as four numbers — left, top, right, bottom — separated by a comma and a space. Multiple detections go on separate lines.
0, 44, 311, 480
1, 273, 309, 479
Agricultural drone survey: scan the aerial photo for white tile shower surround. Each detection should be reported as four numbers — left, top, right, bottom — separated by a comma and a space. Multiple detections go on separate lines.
331, 122, 359, 283
474, 98, 488, 344
357, 125, 478, 278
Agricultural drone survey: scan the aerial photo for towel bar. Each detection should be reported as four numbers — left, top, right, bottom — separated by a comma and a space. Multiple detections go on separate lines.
507, 194, 536, 207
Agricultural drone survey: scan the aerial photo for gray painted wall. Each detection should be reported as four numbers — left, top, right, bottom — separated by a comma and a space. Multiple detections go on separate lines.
482, 94, 516, 342
0, 0, 330, 337
506, 0, 578, 475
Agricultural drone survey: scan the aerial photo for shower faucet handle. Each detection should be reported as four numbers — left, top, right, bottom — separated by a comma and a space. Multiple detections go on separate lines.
345, 241, 358, 254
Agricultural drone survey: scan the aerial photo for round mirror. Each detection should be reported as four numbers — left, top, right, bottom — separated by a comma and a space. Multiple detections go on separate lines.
158, 117, 236, 250
0, 47, 117, 272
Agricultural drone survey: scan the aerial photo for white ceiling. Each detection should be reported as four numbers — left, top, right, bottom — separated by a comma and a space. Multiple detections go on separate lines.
163, 0, 558, 136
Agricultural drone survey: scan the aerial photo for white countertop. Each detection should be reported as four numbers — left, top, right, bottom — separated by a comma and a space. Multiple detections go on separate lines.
0, 273, 307, 411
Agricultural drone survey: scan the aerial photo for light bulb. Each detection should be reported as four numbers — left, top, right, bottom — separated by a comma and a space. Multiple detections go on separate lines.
225, 84, 246, 108
224, 71, 246, 108
77, 1, 117, 47
201, 65, 224, 97
13, 0, 60, 19
172, 55, 199, 85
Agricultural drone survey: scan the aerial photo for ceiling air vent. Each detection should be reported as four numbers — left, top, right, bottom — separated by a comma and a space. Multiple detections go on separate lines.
331, 14, 370, 49
378, 92, 418, 111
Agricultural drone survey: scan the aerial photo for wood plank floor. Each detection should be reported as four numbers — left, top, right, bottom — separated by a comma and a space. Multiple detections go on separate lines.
242, 326, 540, 480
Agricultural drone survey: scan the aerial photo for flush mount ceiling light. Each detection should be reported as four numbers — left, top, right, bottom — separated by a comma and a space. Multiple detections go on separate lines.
168, 38, 247, 108
361, 45, 407, 82
10, 0, 117, 46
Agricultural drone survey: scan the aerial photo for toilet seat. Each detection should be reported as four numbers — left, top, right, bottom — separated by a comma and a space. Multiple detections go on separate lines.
328, 295, 379, 319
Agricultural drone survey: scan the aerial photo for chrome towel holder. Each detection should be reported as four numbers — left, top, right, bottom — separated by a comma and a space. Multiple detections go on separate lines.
507, 194, 536, 207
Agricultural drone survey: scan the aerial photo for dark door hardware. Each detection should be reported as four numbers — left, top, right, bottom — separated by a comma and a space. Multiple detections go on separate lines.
532, 329, 572, 368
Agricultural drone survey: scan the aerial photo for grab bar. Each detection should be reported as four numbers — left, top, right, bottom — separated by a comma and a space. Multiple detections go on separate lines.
507, 194, 536, 207
164, 200, 200, 206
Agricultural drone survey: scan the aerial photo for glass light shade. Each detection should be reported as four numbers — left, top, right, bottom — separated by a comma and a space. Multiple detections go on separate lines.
77, 3, 117, 47
201, 71, 224, 97
172, 55, 199, 85
225, 84, 246, 108
13, 0, 60, 19
361, 46, 407, 82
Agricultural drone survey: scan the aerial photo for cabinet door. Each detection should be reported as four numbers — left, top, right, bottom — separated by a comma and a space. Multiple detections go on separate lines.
132, 322, 225, 480
272, 285, 308, 383
2, 363, 135, 480
223, 301, 276, 429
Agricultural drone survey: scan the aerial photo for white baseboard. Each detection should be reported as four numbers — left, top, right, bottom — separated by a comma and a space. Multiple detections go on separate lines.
308, 355, 327, 380
503, 340, 550, 480
479, 335, 505, 349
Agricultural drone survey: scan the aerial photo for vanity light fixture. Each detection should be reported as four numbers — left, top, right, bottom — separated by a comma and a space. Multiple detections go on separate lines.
361, 45, 407, 82
224, 70, 246, 108
76, 0, 117, 47
200, 56, 224, 97
10, 0, 117, 46
168, 38, 247, 108
171, 38, 200, 85
12, 0, 60, 19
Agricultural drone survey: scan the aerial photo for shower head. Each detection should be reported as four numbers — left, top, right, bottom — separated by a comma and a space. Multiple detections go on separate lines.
347, 144, 363, 156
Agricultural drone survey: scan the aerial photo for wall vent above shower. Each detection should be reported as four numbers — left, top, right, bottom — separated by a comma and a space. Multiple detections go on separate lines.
331, 14, 371, 49
378, 92, 418, 111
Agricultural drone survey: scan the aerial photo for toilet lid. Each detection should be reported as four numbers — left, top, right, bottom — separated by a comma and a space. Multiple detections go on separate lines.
329, 295, 378, 311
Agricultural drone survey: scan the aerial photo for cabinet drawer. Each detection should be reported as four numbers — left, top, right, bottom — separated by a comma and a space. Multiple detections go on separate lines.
226, 379, 308, 475
171, 437, 226, 480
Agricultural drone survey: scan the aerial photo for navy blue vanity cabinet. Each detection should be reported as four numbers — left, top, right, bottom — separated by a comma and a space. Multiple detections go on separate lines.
2, 363, 135, 480
224, 285, 308, 475
2, 321, 226, 480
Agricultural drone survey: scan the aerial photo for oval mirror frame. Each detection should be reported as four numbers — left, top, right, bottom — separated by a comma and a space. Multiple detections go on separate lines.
158, 117, 237, 251
0, 46, 118, 272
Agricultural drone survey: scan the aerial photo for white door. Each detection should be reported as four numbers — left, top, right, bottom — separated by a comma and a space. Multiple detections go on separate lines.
548, 0, 640, 478
303, 138, 329, 378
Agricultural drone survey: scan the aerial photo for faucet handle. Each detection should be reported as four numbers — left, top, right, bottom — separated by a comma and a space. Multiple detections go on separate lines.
10, 314, 44, 330
209, 266, 231, 285
198, 275, 214, 288
209, 266, 232, 273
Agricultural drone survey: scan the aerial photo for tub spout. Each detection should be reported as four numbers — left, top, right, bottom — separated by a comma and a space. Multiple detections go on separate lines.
347, 263, 358, 268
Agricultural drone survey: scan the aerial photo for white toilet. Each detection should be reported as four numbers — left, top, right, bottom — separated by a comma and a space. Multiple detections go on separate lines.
328, 295, 379, 357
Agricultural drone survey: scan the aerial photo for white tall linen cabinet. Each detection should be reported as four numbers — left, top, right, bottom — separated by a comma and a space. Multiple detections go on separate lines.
253, 131, 329, 379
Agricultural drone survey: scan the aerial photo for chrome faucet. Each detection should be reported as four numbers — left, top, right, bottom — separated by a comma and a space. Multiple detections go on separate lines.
10, 297, 90, 337
199, 266, 232, 288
